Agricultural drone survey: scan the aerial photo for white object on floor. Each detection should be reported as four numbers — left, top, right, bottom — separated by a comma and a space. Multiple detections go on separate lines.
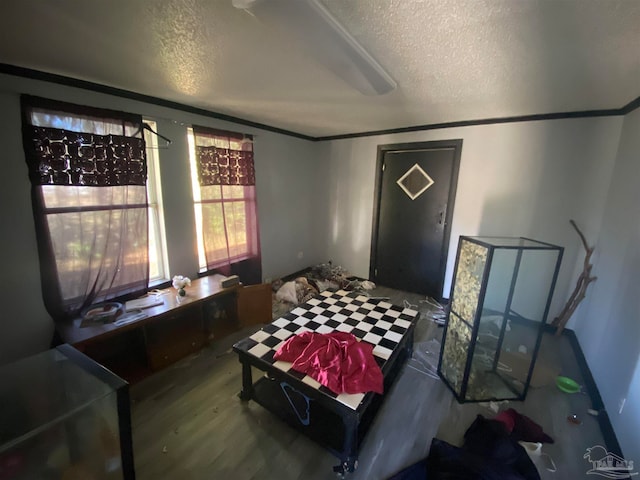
403, 299, 418, 309
519, 441, 542, 456
407, 339, 442, 380
541, 453, 557, 473
275, 281, 298, 304
479, 399, 509, 414
360, 280, 376, 290
519, 441, 557, 473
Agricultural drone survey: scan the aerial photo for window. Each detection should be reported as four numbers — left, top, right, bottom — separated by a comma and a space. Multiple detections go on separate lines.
21, 96, 164, 319
143, 120, 169, 284
188, 126, 261, 283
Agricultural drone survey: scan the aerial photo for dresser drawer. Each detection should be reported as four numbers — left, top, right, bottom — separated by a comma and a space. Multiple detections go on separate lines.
147, 332, 206, 370
144, 305, 204, 347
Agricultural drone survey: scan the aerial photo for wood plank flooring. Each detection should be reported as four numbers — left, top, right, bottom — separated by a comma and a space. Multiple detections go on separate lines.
130, 287, 608, 479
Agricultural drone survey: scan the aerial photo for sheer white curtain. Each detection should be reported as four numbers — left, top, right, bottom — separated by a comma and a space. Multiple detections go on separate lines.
191, 125, 262, 284
22, 95, 149, 320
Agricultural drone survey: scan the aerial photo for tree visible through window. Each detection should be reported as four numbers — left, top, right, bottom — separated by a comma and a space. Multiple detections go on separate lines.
21, 96, 167, 319
188, 126, 261, 283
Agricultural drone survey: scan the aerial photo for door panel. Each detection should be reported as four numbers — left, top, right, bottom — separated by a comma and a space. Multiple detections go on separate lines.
374, 146, 459, 297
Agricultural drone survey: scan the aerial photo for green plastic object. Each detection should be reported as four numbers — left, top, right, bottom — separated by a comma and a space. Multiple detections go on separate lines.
556, 375, 581, 393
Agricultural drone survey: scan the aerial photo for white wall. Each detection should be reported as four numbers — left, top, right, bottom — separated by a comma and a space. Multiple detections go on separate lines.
0, 92, 49, 365
574, 107, 640, 463
320, 117, 623, 322
322, 113, 640, 458
0, 73, 325, 365
483, 248, 562, 322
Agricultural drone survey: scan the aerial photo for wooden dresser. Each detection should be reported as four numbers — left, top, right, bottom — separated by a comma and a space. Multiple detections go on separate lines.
56, 276, 271, 383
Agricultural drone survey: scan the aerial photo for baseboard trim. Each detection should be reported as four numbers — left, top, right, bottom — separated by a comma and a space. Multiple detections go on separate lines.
561, 327, 625, 460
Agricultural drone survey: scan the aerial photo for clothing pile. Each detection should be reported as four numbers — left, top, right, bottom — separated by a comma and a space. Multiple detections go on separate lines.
307, 262, 375, 293
272, 276, 318, 305
389, 409, 554, 480
271, 262, 376, 319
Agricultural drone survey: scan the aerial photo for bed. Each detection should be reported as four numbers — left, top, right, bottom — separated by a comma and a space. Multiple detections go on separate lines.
232, 289, 419, 474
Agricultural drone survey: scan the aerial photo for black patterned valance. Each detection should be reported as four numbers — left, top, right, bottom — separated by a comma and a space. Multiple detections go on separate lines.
196, 146, 255, 186
26, 126, 147, 187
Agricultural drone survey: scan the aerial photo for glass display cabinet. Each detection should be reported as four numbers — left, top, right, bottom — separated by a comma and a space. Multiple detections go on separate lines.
0, 344, 134, 479
438, 236, 563, 403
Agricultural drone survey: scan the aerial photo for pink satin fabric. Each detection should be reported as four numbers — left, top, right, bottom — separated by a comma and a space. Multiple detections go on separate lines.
274, 331, 383, 395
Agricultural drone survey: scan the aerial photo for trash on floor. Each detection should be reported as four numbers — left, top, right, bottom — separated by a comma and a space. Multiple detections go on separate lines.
271, 262, 376, 319
420, 297, 447, 325
405, 339, 441, 380
479, 399, 510, 414
567, 414, 583, 425
390, 411, 552, 480
556, 375, 582, 393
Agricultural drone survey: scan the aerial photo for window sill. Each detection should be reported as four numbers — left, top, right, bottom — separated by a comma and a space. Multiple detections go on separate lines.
149, 277, 171, 289
198, 254, 252, 274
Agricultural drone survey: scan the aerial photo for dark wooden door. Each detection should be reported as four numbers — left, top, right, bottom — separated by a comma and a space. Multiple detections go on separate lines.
372, 141, 461, 299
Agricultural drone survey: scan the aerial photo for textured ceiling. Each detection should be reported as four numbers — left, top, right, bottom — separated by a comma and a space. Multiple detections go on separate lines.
0, 0, 638, 137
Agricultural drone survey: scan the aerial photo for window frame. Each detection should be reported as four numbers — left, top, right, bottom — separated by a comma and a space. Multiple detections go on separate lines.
187, 127, 254, 273
143, 120, 170, 285
40, 120, 170, 291
21, 95, 154, 317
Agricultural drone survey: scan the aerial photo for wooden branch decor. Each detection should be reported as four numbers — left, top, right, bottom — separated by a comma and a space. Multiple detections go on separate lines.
552, 220, 597, 335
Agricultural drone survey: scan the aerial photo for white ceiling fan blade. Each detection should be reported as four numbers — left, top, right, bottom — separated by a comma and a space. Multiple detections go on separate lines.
233, 0, 397, 95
